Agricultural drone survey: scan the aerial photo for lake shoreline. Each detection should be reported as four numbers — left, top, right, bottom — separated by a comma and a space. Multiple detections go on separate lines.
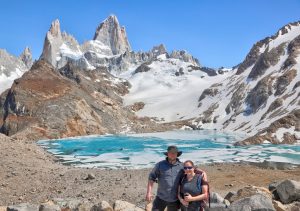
38, 130, 300, 168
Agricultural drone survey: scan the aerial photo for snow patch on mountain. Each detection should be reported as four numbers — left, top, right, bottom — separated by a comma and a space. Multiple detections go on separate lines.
122, 57, 230, 122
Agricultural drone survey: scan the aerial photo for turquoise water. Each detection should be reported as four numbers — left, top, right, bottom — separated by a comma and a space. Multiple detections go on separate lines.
37, 130, 300, 169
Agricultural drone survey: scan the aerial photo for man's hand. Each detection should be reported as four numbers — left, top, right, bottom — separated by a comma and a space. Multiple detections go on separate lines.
194, 168, 208, 182
184, 193, 194, 202
146, 192, 153, 202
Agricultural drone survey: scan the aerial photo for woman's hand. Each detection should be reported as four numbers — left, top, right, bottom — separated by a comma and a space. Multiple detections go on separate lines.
145, 192, 153, 202
184, 193, 194, 202
180, 198, 189, 207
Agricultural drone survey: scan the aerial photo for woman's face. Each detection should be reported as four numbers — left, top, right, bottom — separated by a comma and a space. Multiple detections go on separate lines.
183, 162, 194, 175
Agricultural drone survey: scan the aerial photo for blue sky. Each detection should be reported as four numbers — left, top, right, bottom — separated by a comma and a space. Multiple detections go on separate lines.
0, 0, 299, 68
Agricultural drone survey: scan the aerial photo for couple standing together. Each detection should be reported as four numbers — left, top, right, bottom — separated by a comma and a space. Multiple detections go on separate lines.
146, 146, 209, 211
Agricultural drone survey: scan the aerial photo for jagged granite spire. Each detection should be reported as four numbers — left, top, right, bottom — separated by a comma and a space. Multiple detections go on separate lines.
20, 47, 33, 68
40, 19, 83, 69
93, 15, 131, 55
40, 19, 64, 67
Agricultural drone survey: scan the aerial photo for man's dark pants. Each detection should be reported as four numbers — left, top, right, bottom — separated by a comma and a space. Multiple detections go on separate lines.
152, 196, 179, 211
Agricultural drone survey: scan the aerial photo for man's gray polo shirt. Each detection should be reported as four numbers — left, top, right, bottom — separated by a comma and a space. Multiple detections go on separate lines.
149, 158, 184, 202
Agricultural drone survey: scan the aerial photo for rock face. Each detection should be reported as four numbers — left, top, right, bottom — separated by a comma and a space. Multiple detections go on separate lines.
40, 19, 87, 69
226, 186, 272, 203
230, 194, 275, 211
19, 47, 33, 68
93, 15, 131, 55
245, 75, 274, 113
40, 19, 63, 67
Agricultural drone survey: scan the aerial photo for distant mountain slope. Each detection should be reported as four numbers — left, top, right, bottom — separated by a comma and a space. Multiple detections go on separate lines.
0, 47, 32, 93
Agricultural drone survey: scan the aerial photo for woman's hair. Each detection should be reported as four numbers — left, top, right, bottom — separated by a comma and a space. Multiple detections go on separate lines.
184, 160, 194, 167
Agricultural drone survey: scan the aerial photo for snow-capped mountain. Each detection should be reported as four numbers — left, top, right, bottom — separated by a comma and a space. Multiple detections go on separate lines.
0, 47, 32, 94
40, 15, 201, 74
121, 54, 229, 122
192, 21, 300, 145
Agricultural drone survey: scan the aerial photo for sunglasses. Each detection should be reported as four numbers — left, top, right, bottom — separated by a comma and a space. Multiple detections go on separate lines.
184, 166, 193, 170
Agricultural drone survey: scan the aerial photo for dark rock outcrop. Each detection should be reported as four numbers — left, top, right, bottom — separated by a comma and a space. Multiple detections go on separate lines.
199, 87, 219, 102
248, 43, 285, 80
246, 75, 274, 113
275, 69, 297, 96
225, 83, 246, 114
236, 37, 270, 75
134, 62, 151, 74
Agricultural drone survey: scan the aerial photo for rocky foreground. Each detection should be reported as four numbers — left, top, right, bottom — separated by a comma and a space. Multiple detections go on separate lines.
0, 134, 299, 210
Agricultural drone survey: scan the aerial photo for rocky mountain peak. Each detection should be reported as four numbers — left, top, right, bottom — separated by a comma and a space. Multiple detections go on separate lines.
19, 47, 33, 68
49, 19, 62, 37
40, 19, 65, 67
236, 21, 300, 76
93, 15, 131, 55
170, 50, 200, 66
151, 44, 167, 57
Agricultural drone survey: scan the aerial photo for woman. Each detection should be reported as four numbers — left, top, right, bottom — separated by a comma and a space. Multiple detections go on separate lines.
178, 160, 208, 211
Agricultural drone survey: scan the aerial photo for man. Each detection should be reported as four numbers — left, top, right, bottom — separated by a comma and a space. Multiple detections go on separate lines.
146, 145, 184, 211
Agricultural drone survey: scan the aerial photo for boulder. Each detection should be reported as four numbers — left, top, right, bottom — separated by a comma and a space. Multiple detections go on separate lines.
227, 186, 272, 203
230, 194, 275, 211
85, 173, 96, 180
276, 180, 300, 204
93, 201, 113, 211
269, 181, 281, 200
7, 203, 39, 211
0, 207, 7, 211
51, 198, 82, 210
76, 202, 94, 211
210, 192, 225, 203
113, 200, 144, 211
209, 192, 228, 208
269, 181, 281, 192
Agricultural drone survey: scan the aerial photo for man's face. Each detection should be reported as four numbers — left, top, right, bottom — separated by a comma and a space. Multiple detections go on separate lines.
167, 151, 177, 161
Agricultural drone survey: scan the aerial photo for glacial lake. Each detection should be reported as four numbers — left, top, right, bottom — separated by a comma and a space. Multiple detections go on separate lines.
37, 130, 300, 169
